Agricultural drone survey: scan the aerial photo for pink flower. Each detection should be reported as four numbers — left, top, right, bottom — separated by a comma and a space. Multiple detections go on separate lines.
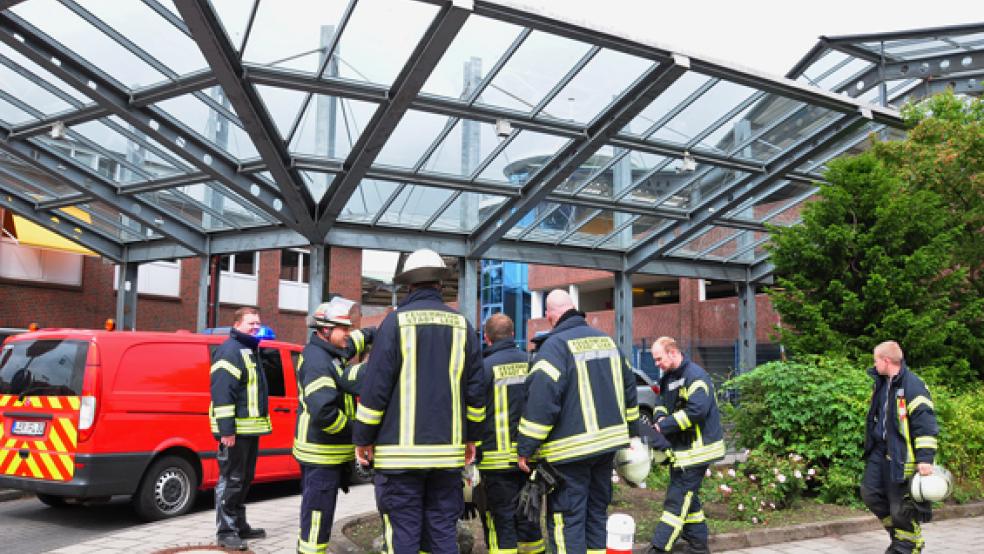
749, 474, 757, 481
706, 468, 712, 477
778, 474, 787, 483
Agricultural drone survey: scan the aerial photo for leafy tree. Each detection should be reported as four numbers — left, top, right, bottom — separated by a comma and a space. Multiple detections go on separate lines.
766, 91, 983, 387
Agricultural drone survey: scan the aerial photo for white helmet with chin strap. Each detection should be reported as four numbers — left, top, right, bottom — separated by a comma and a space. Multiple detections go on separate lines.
615, 437, 652, 487
394, 248, 450, 285
910, 465, 953, 503
307, 297, 356, 329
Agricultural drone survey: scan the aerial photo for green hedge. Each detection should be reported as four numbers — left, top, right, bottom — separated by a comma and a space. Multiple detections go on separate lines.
935, 385, 984, 502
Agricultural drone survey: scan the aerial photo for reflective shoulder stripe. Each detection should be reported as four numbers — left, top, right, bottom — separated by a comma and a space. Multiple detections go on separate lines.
518, 417, 552, 440
356, 403, 384, 425
673, 410, 692, 430
625, 405, 640, 422
687, 380, 709, 397
212, 404, 236, 418
908, 395, 934, 413
397, 310, 467, 329
351, 330, 366, 354
323, 412, 348, 434
914, 436, 938, 449
466, 405, 486, 423
210, 360, 242, 380
530, 360, 561, 382
654, 405, 669, 415
304, 376, 337, 397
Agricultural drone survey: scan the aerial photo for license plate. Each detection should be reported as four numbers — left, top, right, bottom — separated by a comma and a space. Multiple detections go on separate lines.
12, 420, 46, 436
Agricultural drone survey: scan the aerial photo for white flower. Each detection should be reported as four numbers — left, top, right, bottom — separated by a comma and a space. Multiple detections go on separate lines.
773, 468, 780, 475
719, 484, 732, 493
760, 500, 765, 507
749, 474, 757, 481
770, 483, 777, 488
706, 468, 712, 477
738, 503, 745, 511
769, 502, 776, 509
778, 474, 787, 483
752, 496, 757, 501
716, 471, 724, 479
728, 468, 736, 477
807, 468, 816, 476
794, 470, 803, 479
752, 516, 759, 524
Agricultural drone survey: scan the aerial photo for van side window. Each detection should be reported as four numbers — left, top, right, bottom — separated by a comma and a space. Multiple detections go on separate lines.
260, 348, 286, 397
290, 352, 300, 374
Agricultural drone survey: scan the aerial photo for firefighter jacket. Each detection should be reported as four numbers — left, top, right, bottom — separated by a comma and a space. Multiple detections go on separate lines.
352, 286, 485, 471
863, 364, 938, 483
292, 329, 374, 466
209, 329, 271, 437
516, 310, 638, 464
654, 357, 725, 469
478, 339, 530, 472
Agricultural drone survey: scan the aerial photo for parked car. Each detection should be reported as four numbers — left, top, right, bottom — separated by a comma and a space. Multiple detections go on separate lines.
634, 368, 661, 427
0, 327, 27, 345
0, 328, 304, 520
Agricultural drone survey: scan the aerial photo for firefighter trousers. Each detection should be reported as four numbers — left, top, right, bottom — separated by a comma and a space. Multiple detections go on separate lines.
215, 435, 259, 538
481, 471, 545, 554
545, 452, 615, 554
650, 464, 709, 552
861, 445, 925, 553
374, 469, 464, 554
297, 464, 344, 554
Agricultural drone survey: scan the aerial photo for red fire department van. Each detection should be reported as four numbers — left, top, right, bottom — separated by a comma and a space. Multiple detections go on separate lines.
0, 329, 304, 520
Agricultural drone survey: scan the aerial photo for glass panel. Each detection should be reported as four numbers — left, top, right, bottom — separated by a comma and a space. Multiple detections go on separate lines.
375, 110, 451, 169
794, 121, 881, 172
554, 144, 613, 195
81, 200, 153, 241
338, 179, 400, 223
0, 62, 75, 116
538, 50, 655, 124
428, 192, 508, 233
522, 205, 598, 244
560, 210, 624, 247
210, 0, 254, 51
377, 185, 453, 229
477, 131, 571, 184
673, 226, 741, 257
653, 167, 748, 211
80, 1, 207, 76
255, 85, 309, 140
694, 102, 756, 154
139, 182, 273, 230
290, 94, 378, 160
598, 214, 667, 250
504, 202, 559, 239
11, 0, 165, 89
0, 45, 92, 105
418, 118, 504, 177
726, 182, 814, 223
884, 39, 955, 57
479, 31, 593, 113
0, 97, 35, 125
797, 50, 850, 85
242, 0, 349, 72
620, 157, 689, 206
155, 89, 258, 161
744, 104, 841, 162
622, 72, 711, 136
812, 58, 872, 91
650, 79, 757, 145
68, 120, 188, 181
422, 15, 524, 99
300, 171, 335, 205
0, 151, 76, 199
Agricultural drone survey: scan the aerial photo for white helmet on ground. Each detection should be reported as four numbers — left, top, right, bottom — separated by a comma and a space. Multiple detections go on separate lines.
615, 437, 652, 487
910, 465, 953, 503
307, 297, 355, 328
394, 248, 450, 285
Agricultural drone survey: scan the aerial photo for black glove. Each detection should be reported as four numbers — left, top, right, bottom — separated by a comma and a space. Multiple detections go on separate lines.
339, 461, 352, 494
515, 461, 564, 523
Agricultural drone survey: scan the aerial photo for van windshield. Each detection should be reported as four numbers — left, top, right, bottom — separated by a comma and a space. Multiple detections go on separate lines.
0, 339, 88, 397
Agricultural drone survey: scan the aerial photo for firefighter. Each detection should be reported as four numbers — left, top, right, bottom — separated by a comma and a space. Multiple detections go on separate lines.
861, 341, 939, 554
646, 336, 725, 554
478, 313, 545, 554
353, 249, 485, 554
293, 297, 374, 554
516, 289, 639, 554
209, 307, 270, 551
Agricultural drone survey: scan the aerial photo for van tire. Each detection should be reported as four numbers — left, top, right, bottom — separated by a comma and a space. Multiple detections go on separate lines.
36, 493, 68, 508
133, 456, 196, 521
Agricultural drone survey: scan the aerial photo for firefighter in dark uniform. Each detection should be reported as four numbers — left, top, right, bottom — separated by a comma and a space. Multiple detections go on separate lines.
646, 336, 724, 554
517, 289, 639, 554
861, 341, 939, 554
353, 249, 486, 554
478, 313, 545, 554
209, 307, 270, 551
293, 297, 374, 554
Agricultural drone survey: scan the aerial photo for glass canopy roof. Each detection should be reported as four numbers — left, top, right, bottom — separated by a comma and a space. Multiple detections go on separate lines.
2, 0, 961, 283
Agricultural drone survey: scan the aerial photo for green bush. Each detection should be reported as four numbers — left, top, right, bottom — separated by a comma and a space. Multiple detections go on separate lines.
934, 384, 984, 502
725, 356, 870, 505
701, 450, 820, 523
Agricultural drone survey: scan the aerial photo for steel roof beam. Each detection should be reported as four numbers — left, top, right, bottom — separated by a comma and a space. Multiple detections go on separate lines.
626, 110, 869, 273
0, 191, 123, 261
469, 56, 690, 258
315, 1, 472, 236
175, 0, 319, 240
821, 22, 984, 45
0, 12, 306, 235
841, 48, 984, 99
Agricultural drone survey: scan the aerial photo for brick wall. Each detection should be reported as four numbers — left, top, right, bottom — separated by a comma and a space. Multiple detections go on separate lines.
528, 265, 611, 291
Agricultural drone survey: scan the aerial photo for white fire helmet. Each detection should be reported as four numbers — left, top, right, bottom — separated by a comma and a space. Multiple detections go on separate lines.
307, 297, 355, 328
394, 248, 450, 285
910, 465, 953, 503
615, 437, 652, 487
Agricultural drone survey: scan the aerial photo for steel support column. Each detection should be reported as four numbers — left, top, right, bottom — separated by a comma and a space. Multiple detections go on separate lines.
613, 271, 634, 360
115, 257, 138, 331
458, 257, 479, 327
309, 243, 328, 314
737, 281, 756, 373
196, 255, 210, 332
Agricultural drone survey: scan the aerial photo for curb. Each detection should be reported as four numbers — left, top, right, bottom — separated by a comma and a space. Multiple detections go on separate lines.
0, 489, 30, 502
332, 502, 984, 553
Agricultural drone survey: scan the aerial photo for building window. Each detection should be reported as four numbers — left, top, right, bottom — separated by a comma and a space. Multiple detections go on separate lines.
280, 248, 310, 284
0, 241, 83, 286
220, 252, 257, 276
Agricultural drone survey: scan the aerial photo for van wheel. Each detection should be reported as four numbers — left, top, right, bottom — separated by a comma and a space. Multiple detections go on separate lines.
133, 456, 196, 521
36, 493, 68, 508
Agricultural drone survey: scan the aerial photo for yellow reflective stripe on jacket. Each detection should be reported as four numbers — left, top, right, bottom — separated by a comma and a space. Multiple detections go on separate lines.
304, 376, 336, 397
351, 329, 366, 355
909, 395, 934, 413
466, 405, 485, 423
673, 410, 692, 430
518, 417, 552, 440
687, 380, 709, 397
898, 396, 916, 477
538, 424, 629, 462
211, 416, 272, 435
212, 404, 235, 418
574, 358, 599, 433
914, 436, 938, 449
518, 539, 545, 554
478, 447, 518, 470
374, 444, 466, 469
210, 360, 242, 380
449, 326, 467, 444
241, 350, 259, 418
356, 403, 384, 425
609, 355, 625, 422
399, 323, 417, 446
625, 405, 640, 423
530, 360, 561, 382
494, 382, 510, 451
292, 441, 355, 465
323, 411, 348, 434
654, 405, 669, 416
672, 439, 725, 468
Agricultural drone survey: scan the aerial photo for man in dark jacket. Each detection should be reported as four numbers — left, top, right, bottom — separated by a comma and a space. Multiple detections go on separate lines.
647, 336, 724, 554
862, 341, 939, 554
517, 289, 638, 553
478, 313, 544, 554
353, 249, 485, 554
294, 297, 374, 554
209, 307, 270, 551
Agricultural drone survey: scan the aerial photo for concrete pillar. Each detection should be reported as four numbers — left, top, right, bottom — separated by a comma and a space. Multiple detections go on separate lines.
613, 271, 633, 359
309, 244, 327, 313
737, 281, 757, 373
568, 284, 580, 310
458, 257, 479, 327
115, 257, 138, 331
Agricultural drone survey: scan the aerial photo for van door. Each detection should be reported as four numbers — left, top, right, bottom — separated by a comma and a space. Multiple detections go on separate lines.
257, 346, 293, 477
0, 339, 87, 482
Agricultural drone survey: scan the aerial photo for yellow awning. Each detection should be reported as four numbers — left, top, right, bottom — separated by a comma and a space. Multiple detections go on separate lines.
10, 214, 96, 256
